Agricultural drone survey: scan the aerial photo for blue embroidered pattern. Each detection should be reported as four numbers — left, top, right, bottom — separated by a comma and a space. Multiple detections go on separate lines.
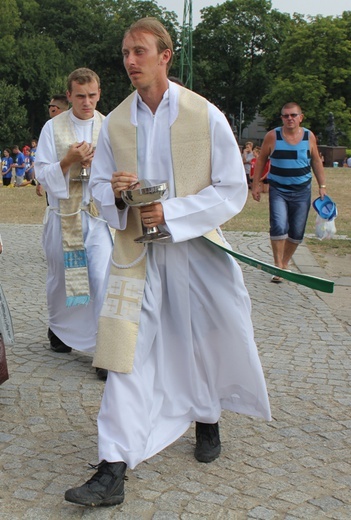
64, 249, 87, 269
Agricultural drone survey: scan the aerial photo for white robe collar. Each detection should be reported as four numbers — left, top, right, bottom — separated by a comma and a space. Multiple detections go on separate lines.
69, 108, 96, 127
130, 80, 180, 128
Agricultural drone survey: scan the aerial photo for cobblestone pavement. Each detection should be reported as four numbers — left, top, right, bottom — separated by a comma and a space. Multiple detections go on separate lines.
1, 224, 350, 520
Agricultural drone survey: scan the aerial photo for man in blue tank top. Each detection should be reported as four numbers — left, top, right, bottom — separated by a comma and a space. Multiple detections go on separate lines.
251, 102, 327, 282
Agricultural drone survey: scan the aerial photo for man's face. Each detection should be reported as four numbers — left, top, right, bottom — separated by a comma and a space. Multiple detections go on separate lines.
48, 100, 63, 118
281, 107, 304, 129
122, 31, 170, 91
66, 80, 101, 120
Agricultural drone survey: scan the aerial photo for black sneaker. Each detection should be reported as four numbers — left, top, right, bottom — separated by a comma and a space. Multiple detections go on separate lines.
47, 328, 72, 353
65, 460, 127, 507
194, 421, 221, 463
96, 368, 108, 381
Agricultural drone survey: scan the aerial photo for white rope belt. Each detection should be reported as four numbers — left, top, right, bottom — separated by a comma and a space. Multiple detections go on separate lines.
110, 244, 148, 269
47, 205, 107, 222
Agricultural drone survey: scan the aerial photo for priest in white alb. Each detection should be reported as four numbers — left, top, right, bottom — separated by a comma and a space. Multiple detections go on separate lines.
65, 19, 271, 508
35, 68, 113, 381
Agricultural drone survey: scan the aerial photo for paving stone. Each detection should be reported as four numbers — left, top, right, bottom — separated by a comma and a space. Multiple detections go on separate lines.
1, 226, 351, 519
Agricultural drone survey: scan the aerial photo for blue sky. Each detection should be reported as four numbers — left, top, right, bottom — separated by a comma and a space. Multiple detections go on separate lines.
160, 0, 351, 26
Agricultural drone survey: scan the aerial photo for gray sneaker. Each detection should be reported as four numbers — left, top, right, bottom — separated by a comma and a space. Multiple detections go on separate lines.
65, 460, 127, 507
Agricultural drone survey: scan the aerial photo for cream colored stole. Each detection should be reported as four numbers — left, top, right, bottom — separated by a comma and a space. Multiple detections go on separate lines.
93, 86, 213, 373
53, 109, 104, 306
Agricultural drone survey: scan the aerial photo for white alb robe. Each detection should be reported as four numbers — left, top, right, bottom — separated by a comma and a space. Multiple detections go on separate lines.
35, 111, 113, 351
90, 82, 271, 469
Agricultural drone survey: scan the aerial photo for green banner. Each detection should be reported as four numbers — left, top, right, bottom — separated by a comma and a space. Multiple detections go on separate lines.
203, 237, 334, 294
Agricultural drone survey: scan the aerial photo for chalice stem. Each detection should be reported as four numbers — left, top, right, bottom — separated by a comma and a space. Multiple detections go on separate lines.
146, 226, 159, 235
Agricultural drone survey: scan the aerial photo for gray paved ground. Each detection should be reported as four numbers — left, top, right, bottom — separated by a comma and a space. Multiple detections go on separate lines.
1, 223, 350, 519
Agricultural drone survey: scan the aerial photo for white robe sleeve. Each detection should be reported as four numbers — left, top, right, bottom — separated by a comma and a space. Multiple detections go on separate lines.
164, 104, 248, 243
90, 115, 129, 230
35, 120, 69, 200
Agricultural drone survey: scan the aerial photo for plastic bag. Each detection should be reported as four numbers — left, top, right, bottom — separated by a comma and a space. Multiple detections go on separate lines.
315, 214, 336, 240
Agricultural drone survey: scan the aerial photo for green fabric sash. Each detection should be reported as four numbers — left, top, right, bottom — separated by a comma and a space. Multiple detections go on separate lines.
203, 231, 334, 293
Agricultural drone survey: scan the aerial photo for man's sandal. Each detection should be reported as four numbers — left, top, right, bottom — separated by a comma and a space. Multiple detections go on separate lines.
271, 275, 283, 283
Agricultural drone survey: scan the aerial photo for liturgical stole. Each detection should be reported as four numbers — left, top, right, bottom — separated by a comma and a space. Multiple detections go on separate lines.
93, 86, 224, 373
53, 109, 104, 306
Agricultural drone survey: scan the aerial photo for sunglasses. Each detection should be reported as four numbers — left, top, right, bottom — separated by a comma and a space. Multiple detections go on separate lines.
48, 104, 60, 109
281, 113, 301, 119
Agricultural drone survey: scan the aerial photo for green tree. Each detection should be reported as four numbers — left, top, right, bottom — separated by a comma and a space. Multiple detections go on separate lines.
261, 14, 351, 145
0, 0, 21, 34
11, 35, 69, 138
0, 0, 21, 78
0, 81, 29, 149
192, 0, 291, 129
3, 0, 180, 137
260, 74, 327, 130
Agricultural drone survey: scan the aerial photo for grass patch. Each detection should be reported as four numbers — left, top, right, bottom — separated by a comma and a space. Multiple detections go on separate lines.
0, 184, 46, 224
1, 168, 350, 258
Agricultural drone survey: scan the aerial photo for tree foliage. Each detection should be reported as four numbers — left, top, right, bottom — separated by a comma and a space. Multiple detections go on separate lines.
0, 81, 29, 149
192, 0, 292, 127
0, 0, 351, 147
261, 14, 351, 145
0, 0, 179, 142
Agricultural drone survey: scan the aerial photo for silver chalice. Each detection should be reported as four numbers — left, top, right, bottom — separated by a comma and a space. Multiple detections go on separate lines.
79, 166, 90, 181
121, 180, 171, 243
71, 146, 95, 182
71, 166, 90, 182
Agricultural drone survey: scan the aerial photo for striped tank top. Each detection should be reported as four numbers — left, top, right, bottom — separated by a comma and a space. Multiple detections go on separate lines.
268, 127, 312, 191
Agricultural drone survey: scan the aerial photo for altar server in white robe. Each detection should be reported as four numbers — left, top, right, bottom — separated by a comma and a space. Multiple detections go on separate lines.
65, 19, 271, 508
35, 68, 113, 380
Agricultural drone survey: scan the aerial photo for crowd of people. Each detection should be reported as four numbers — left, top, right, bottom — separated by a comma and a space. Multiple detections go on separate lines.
1, 95, 69, 190
1, 141, 37, 188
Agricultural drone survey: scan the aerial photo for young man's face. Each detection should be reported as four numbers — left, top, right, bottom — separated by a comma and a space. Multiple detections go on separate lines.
66, 80, 101, 120
122, 30, 170, 91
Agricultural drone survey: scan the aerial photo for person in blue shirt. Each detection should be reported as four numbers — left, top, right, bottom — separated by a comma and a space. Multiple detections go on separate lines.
30, 139, 37, 161
1, 149, 13, 187
23, 146, 32, 181
19, 145, 37, 187
12, 145, 26, 186
251, 102, 326, 282
30, 139, 37, 185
